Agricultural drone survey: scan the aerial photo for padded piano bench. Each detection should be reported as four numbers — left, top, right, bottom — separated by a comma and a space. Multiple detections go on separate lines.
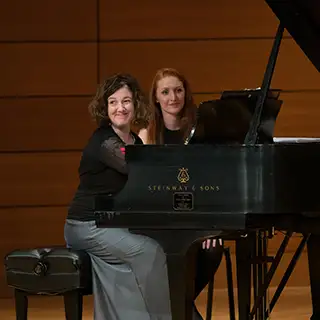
4, 247, 92, 320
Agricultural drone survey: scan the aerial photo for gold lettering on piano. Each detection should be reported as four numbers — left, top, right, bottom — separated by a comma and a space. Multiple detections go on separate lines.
199, 185, 220, 192
147, 167, 220, 193
147, 185, 220, 193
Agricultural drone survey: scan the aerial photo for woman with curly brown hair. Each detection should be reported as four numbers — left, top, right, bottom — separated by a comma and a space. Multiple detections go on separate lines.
64, 73, 172, 320
139, 68, 224, 319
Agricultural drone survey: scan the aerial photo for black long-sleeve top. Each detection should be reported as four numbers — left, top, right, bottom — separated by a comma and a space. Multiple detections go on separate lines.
67, 123, 143, 221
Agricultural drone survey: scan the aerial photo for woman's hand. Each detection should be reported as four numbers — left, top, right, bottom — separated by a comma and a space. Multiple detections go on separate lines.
202, 238, 223, 250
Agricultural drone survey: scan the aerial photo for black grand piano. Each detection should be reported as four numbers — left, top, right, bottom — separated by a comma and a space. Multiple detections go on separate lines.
95, 0, 320, 319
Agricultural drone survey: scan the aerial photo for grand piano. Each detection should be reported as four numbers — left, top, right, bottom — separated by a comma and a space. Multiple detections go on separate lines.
95, 0, 320, 319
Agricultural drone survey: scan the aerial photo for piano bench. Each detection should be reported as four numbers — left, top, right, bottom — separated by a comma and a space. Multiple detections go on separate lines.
4, 247, 92, 320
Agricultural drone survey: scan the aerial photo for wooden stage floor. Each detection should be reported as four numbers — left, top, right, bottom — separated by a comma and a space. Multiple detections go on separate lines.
0, 286, 313, 319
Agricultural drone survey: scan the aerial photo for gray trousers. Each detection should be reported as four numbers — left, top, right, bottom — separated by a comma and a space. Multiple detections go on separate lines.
64, 219, 172, 320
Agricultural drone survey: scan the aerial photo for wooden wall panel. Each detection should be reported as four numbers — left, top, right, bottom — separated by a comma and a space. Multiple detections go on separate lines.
1, 92, 319, 153
0, 97, 95, 151
99, 39, 320, 93
0, 44, 97, 97
0, 207, 66, 248
0, 207, 66, 297
0, 0, 97, 41
193, 94, 220, 105
0, 153, 80, 207
1, 0, 318, 299
99, 0, 287, 40
194, 92, 320, 137
275, 92, 320, 137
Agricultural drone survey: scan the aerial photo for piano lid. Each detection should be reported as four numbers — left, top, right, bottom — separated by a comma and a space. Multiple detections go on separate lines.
265, 0, 320, 72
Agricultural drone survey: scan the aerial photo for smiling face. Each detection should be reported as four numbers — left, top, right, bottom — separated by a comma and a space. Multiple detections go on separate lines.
107, 86, 134, 130
155, 76, 185, 117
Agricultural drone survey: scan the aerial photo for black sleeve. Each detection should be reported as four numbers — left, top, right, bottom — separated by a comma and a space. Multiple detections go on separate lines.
99, 136, 128, 174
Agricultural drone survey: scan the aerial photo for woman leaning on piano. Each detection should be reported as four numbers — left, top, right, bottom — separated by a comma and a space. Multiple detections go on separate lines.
139, 67, 224, 317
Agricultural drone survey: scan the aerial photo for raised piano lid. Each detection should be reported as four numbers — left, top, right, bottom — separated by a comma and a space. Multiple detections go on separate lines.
265, 0, 320, 72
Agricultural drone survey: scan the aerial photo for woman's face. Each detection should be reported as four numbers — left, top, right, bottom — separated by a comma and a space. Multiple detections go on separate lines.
155, 76, 185, 117
107, 86, 134, 129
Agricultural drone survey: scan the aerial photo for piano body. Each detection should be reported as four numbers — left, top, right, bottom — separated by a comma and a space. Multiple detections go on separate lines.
95, 0, 320, 319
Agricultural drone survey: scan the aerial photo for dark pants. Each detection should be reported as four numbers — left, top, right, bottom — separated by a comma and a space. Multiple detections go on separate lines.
193, 240, 224, 299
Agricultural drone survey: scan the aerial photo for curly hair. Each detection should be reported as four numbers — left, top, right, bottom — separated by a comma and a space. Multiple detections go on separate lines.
147, 68, 197, 144
88, 73, 151, 129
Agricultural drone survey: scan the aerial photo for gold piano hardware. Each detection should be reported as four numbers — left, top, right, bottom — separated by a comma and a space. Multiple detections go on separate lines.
173, 192, 194, 211
177, 167, 189, 183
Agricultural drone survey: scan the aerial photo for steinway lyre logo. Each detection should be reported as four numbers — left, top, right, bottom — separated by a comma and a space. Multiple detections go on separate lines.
177, 167, 189, 184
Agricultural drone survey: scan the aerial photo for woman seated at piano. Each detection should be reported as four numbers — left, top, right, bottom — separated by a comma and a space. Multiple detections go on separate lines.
139, 67, 224, 317
64, 73, 172, 320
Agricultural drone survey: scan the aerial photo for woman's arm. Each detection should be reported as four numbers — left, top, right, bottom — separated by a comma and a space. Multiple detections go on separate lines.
99, 137, 128, 174
138, 128, 148, 144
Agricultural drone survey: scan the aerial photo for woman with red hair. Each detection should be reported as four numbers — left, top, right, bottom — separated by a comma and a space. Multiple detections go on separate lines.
139, 67, 224, 318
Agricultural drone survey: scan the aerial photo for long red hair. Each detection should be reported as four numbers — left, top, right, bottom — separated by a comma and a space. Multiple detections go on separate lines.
147, 68, 197, 144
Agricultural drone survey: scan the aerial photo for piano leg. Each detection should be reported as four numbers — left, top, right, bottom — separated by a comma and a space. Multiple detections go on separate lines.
307, 234, 320, 319
236, 234, 254, 320
166, 251, 196, 320
130, 229, 222, 320
253, 231, 269, 320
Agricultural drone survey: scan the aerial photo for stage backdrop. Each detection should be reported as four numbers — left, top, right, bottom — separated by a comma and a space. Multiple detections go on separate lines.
1, 0, 319, 297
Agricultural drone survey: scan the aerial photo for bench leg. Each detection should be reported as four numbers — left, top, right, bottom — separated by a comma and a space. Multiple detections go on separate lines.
14, 289, 28, 320
63, 290, 83, 320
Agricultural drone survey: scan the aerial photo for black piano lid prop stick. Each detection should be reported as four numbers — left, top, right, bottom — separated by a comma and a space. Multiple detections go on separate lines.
244, 24, 284, 145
